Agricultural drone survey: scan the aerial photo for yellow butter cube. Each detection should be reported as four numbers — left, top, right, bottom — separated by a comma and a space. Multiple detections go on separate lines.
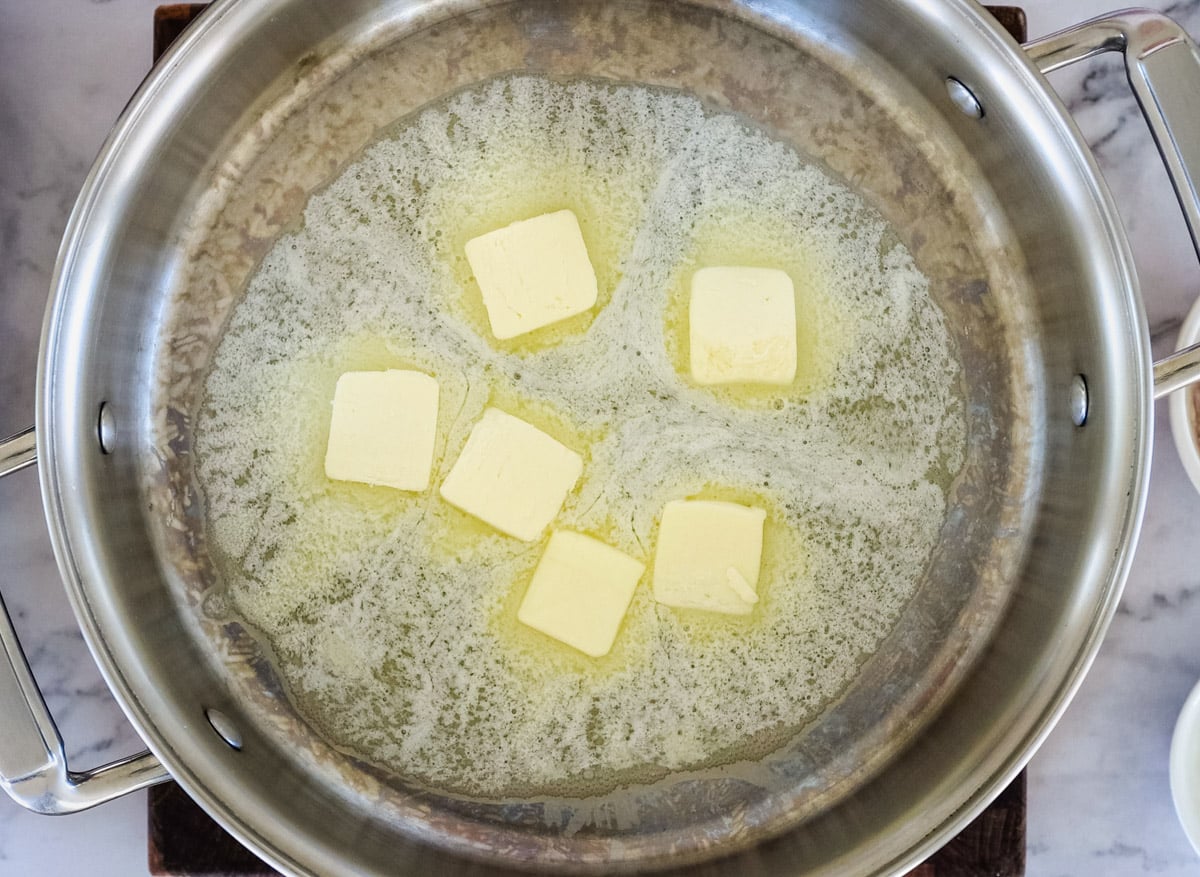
652, 499, 766, 615
324, 370, 439, 491
689, 266, 798, 386
518, 530, 645, 657
439, 408, 583, 541
465, 209, 599, 340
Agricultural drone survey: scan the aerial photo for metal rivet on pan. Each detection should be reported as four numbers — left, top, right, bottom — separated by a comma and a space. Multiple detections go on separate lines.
1070, 375, 1089, 427
205, 708, 243, 751
97, 402, 116, 454
946, 77, 984, 119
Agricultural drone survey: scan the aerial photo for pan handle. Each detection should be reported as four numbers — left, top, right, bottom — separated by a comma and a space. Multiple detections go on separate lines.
1155, 342, 1200, 398
0, 427, 169, 814
1024, 10, 1200, 398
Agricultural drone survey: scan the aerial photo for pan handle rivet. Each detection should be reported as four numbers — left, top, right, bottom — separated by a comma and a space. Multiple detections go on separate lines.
946, 77, 984, 119
205, 708, 244, 751
1070, 375, 1088, 426
97, 402, 116, 454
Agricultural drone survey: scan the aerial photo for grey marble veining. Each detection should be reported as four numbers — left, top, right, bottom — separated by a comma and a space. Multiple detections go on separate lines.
2, 1, 1200, 875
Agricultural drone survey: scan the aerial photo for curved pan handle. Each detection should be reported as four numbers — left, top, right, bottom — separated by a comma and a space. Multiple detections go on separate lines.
1024, 9, 1200, 399
0, 427, 169, 814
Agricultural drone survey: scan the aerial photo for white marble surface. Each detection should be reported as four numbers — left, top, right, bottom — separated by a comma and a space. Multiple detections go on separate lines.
1, 1, 1199, 874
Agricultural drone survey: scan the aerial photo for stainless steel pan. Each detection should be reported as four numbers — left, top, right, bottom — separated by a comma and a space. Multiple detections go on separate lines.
3, 1, 1200, 874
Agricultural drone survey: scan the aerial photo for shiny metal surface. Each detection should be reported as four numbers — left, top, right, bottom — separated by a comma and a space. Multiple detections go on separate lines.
1154, 342, 1200, 398
203, 709, 244, 751
945, 77, 985, 118
0, 428, 36, 478
8, 0, 1192, 873
96, 402, 116, 454
0, 442, 168, 814
1025, 10, 1200, 263
1069, 375, 1090, 427
1026, 13, 1200, 409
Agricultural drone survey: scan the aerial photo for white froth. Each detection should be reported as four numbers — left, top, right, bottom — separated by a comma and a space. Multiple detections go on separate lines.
194, 76, 965, 797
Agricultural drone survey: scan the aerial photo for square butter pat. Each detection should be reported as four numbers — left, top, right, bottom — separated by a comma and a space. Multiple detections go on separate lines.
465, 209, 598, 340
689, 266, 798, 385
518, 530, 645, 657
652, 499, 766, 615
324, 370, 439, 491
439, 408, 583, 541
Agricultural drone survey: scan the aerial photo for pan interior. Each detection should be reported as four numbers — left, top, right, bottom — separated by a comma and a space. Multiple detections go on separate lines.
144, 0, 1038, 869
192, 73, 968, 799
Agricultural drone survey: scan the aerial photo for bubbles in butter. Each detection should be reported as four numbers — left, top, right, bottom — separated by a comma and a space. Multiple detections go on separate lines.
194, 76, 965, 798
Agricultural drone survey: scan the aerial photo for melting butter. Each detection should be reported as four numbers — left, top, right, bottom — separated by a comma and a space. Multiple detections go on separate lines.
194, 75, 965, 799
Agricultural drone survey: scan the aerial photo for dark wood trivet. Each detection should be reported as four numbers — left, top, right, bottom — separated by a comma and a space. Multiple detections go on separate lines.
146, 4, 1029, 875
152, 3, 210, 63
148, 773, 1026, 877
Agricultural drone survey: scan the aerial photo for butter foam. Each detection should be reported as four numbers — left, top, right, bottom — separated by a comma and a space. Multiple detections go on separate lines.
195, 76, 965, 797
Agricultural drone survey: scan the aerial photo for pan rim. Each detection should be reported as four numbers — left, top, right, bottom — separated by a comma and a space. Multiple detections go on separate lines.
34, 0, 1152, 874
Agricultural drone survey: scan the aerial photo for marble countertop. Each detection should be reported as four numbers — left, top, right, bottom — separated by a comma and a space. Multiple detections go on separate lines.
2, 1, 1199, 874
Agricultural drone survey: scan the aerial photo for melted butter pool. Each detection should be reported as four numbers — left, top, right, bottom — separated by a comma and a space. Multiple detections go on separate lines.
194, 75, 965, 798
